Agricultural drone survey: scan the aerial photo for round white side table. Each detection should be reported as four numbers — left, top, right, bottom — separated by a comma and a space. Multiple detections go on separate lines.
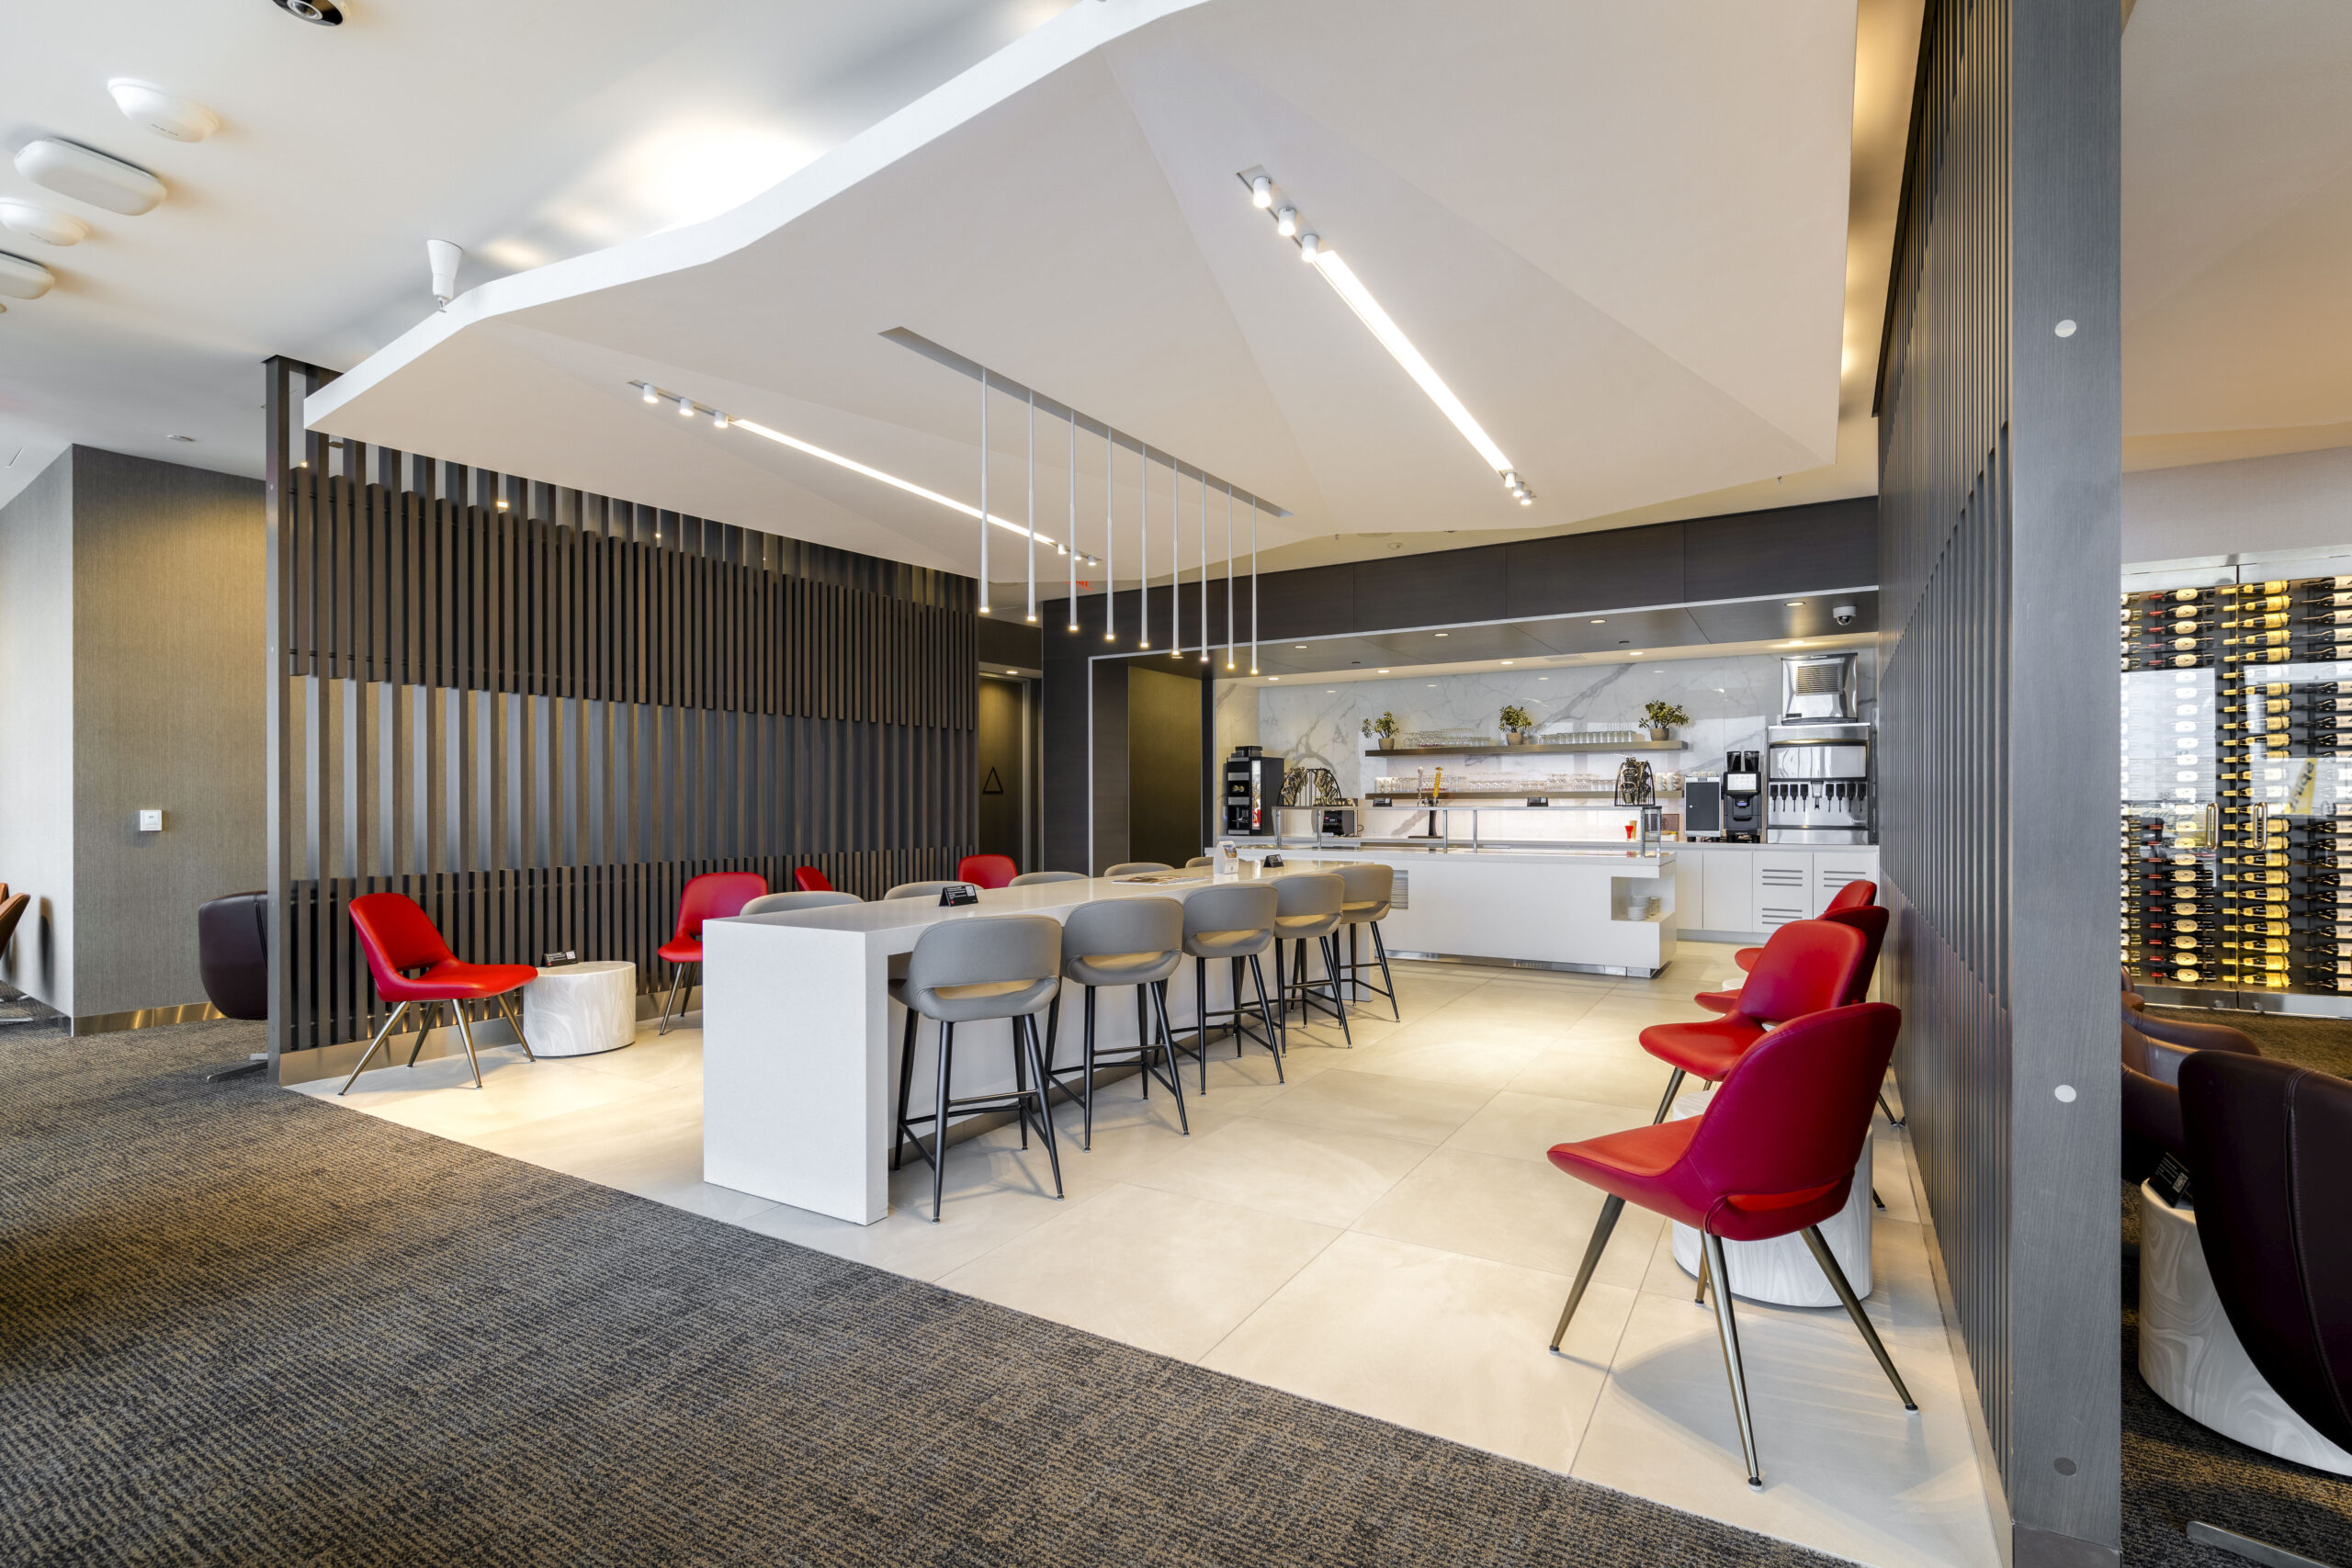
521, 961, 638, 1057
1668, 1085, 1873, 1307
2137, 1181, 2352, 1475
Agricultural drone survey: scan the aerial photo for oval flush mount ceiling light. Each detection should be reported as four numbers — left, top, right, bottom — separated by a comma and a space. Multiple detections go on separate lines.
0, 251, 58, 300
0, 201, 89, 246
107, 80, 221, 141
272, 0, 345, 23
14, 140, 165, 216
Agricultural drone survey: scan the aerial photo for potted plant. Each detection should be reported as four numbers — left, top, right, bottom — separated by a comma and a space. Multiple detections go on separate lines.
1498, 704, 1534, 745
1641, 699, 1690, 743
1361, 712, 1401, 750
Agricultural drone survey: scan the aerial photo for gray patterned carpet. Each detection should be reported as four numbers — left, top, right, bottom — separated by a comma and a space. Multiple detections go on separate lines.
0, 1005, 1840, 1568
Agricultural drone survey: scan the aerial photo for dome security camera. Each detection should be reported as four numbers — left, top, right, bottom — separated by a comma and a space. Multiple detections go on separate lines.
1833, 604, 1858, 626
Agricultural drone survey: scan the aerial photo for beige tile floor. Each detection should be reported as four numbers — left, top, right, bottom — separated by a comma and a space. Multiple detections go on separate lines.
294, 942, 1999, 1568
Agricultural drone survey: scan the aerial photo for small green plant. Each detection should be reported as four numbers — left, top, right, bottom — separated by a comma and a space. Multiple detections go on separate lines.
1498, 704, 1534, 734
1361, 711, 1401, 744
1642, 700, 1690, 730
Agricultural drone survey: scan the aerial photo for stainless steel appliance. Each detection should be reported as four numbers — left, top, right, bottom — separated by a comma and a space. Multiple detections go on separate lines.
1723, 750, 1762, 841
1781, 650, 1861, 722
1683, 778, 1724, 836
1317, 806, 1358, 838
1766, 721, 1872, 843
1222, 748, 1283, 838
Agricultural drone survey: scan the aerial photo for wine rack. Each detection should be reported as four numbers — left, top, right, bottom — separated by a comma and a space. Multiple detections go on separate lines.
2122, 572, 2352, 1007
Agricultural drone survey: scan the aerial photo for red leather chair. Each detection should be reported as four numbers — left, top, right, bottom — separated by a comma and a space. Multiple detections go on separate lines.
1700, 904, 1886, 1016
1547, 1001, 1916, 1490
339, 893, 538, 1094
1732, 878, 1877, 973
957, 853, 1019, 890
792, 866, 834, 893
1643, 919, 1865, 1122
658, 872, 769, 1033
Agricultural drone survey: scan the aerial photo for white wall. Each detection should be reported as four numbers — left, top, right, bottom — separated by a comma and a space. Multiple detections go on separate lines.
0, 453, 75, 1010
1238, 649, 1875, 800
2124, 446, 2352, 565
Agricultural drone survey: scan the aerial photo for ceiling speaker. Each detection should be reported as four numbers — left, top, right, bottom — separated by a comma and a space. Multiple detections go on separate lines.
13, 140, 165, 217
0, 252, 58, 301
272, 0, 345, 23
0, 201, 89, 246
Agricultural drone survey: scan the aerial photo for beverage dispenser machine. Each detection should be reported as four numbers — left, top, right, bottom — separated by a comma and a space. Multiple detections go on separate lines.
1222, 748, 1283, 839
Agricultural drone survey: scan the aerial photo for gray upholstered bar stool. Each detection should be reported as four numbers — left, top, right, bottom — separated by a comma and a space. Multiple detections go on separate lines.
1104, 862, 1171, 877
741, 890, 862, 915
886, 879, 967, 900
1272, 872, 1353, 1046
1180, 881, 1283, 1089
1040, 897, 1187, 1148
1335, 862, 1400, 1021
1009, 870, 1086, 886
1184, 856, 1213, 868
889, 915, 1065, 1222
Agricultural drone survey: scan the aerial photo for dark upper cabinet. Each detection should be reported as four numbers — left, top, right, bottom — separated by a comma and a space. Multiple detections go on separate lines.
1681, 498, 1876, 604
1503, 524, 1685, 618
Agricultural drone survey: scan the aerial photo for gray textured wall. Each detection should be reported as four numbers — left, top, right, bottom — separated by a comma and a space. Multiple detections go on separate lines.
2123, 446, 2352, 566
0, 453, 77, 1011
70, 448, 266, 1019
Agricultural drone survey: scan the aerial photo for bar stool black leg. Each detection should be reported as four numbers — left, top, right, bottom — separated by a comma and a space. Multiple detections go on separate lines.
1147, 979, 1189, 1134
1012, 1017, 1031, 1151
1080, 984, 1099, 1150
1320, 934, 1354, 1046
1020, 1013, 1065, 1197
930, 1021, 956, 1223
1195, 955, 1213, 1092
1041, 992, 1063, 1105
892, 1005, 919, 1171
1371, 920, 1400, 1020
1135, 985, 1154, 1099
1249, 953, 1284, 1079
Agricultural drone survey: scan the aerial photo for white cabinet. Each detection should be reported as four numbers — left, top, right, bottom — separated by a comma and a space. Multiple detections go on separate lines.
1672, 854, 1702, 936
1700, 850, 1755, 932
1812, 847, 1882, 912
1755, 852, 1815, 929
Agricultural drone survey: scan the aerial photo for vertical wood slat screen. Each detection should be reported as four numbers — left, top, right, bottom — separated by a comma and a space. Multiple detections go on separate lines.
1872, 0, 2121, 1557
264, 358, 976, 1060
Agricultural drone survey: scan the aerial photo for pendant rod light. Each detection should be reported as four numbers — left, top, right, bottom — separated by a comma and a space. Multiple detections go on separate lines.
1066, 409, 1078, 631
1024, 389, 1036, 623
1198, 468, 1208, 663
1139, 444, 1150, 649
1250, 495, 1260, 675
978, 370, 989, 615
1170, 458, 1182, 660
1103, 425, 1116, 643
1224, 484, 1235, 671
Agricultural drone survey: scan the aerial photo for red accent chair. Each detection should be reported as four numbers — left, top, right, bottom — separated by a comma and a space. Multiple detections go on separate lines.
1733, 878, 1877, 973
793, 866, 835, 893
339, 893, 539, 1094
1642, 919, 1866, 1122
1700, 905, 1887, 1014
1547, 1001, 1916, 1490
658, 872, 769, 1034
957, 854, 1019, 890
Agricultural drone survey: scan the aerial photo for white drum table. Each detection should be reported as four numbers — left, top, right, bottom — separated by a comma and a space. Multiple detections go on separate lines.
1667, 1085, 1873, 1307
2137, 1181, 2352, 1475
521, 961, 638, 1057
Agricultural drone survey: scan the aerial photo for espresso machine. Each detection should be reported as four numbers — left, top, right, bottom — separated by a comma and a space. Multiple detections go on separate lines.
1765, 652, 1873, 844
1222, 748, 1283, 839
1722, 750, 1763, 841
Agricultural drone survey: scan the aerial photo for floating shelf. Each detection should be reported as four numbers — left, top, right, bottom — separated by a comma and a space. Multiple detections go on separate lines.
1359, 791, 1687, 804
1363, 740, 1687, 757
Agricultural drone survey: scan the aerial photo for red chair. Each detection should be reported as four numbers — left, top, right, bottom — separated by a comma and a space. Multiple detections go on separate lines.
957, 854, 1019, 890
1642, 919, 1865, 1122
793, 866, 835, 893
1700, 905, 1886, 1015
1547, 1002, 1916, 1490
338, 893, 539, 1094
658, 872, 769, 1034
1732, 878, 1877, 973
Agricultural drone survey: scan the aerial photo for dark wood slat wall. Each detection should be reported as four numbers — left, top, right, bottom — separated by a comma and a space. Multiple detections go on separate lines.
264, 357, 975, 1064
1872, 0, 2121, 1562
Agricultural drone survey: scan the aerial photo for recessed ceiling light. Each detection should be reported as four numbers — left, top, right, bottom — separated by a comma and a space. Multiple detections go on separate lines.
1268, 676, 1280, 681
1590, 618, 1605, 625
1376, 668, 1390, 673
0, 201, 88, 247
1295, 644, 1307, 649
107, 80, 220, 142
165, 434, 194, 443
1499, 660, 1513, 665
1787, 601, 1805, 607
1629, 650, 1644, 657
1434, 632, 1448, 637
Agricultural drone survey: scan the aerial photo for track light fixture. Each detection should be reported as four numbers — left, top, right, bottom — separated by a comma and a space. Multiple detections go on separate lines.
639, 382, 659, 403
1275, 206, 1297, 238
676, 394, 695, 417
1250, 175, 1272, 209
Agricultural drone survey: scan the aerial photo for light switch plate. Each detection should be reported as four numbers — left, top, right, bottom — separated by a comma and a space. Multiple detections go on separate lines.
137, 809, 164, 831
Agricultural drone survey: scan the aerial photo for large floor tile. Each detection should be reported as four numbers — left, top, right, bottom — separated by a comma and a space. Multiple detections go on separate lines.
352, 1052, 641, 1139
741, 1146, 1094, 1283
1354, 1146, 1664, 1283
469, 1081, 706, 1192
1573, 1292, 2000, 1568
1339, 1025, 1550, 1089
1203, 1231, 1633, 1473
1250, 1067, 1495, 1145
935, 1183, 1339, 1360
1442, 1089, 1648, 1163
1507, 1048, 1678, 1112
1129, 1115, 1431, 1226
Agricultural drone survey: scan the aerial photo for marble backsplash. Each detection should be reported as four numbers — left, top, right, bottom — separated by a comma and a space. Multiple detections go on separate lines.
1238, 650, 1876, 799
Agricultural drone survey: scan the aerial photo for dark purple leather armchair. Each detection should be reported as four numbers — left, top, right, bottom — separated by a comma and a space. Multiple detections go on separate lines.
2119, 980, 2257, 1185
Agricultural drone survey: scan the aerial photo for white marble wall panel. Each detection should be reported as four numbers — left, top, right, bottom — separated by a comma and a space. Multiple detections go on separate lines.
1238, 652, 1875, 798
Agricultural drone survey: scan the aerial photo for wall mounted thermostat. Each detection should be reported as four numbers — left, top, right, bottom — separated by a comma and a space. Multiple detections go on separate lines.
137, 809, 164, 832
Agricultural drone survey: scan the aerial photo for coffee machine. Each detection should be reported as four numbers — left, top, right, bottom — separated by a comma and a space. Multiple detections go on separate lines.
1222, 748, 1283, 839
1722, 750, 1763, 841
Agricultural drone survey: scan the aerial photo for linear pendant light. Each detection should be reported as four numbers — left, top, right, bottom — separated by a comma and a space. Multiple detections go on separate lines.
1225, 484, 1236, 671
1139, 444, 1150, 649
1104, 426, 1117, 643
1249, 495, 1260, 675
1198, 470, 1208, 663
1066, 410, 1078, 631
978, 371, 990, 615
1024, 390, 1036, 623
1170, 460, 1182, 660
